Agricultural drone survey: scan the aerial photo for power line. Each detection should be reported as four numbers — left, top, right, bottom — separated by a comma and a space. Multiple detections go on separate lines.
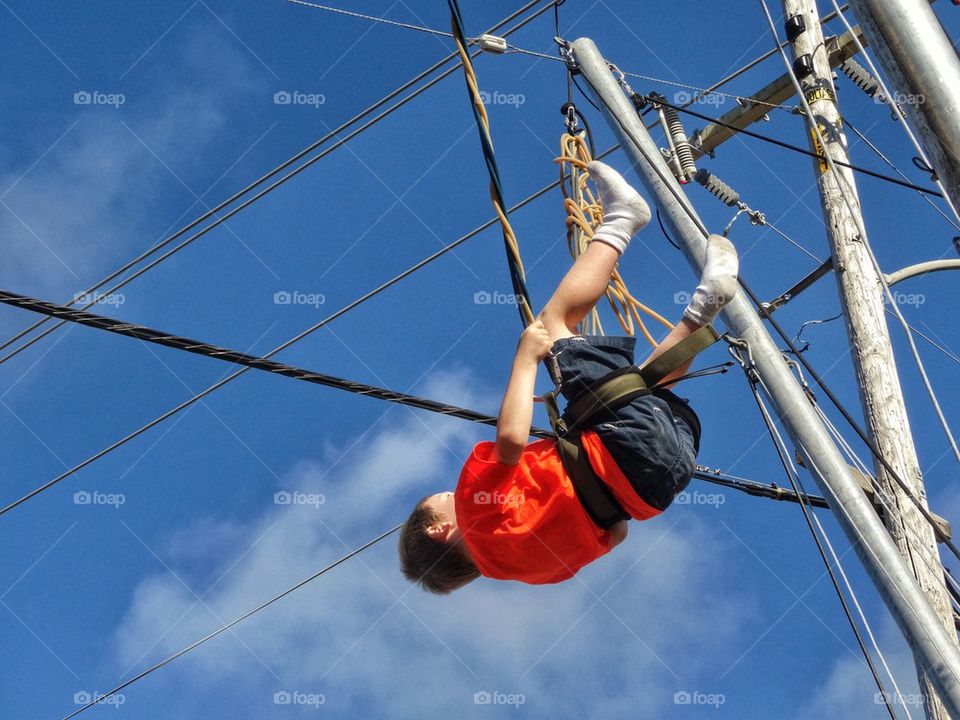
844, 117, 960, 234
62, 522, 403, 720
287, 0, 456, 39
0, 0, 555, 368
0, 285, 827, 513
756, 0, 960, 469
645, 93, 943, 197
739, 362, 898, 720
0, 154, 609, 516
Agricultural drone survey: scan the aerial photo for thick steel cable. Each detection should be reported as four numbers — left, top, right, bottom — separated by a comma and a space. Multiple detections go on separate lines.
0, 286, 828, 513
743, 368, 898, 720
447, 0, 534, 326
62, 522, 403, 720
0, 0, 554, 366
0, 161, 590, 517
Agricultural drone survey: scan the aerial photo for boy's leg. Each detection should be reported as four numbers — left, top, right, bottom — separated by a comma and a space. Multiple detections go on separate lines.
537, 240, 621, 340
642, 234, 739, 385
538, 162, 651, 340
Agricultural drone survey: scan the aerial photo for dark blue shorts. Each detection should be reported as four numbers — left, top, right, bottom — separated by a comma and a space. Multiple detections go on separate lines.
546, 335, 700, 511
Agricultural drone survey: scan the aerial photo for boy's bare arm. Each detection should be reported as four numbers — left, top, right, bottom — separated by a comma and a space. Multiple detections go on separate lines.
494, 321, 552, 466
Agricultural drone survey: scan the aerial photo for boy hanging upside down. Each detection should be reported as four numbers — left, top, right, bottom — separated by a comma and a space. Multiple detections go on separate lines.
399, 161, 739, 594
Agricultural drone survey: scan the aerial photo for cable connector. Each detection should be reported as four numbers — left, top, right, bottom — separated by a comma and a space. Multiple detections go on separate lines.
478, 34, 507, 53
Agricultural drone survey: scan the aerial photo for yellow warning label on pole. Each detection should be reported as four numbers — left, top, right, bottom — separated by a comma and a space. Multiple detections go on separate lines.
811, 127, 829, 173
805, 86, 835, 105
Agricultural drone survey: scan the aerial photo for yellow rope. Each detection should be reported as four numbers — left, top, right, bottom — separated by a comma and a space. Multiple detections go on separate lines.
554, 133, 673, 346
449, 17, 534, 325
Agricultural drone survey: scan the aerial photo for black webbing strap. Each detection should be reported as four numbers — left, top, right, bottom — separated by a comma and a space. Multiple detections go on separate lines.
636, 324, 720, 388
543, 324, 720, 529
544, 391, 629, 529
561, 324, 720, 434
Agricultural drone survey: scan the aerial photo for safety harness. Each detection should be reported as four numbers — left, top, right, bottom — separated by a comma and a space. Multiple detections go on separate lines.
543, 325, 720, 529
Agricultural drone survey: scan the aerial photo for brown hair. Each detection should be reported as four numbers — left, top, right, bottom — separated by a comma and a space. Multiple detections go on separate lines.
398, 498, 480, 595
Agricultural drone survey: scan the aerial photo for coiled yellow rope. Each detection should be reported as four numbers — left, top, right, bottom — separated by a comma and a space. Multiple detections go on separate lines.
555, 132, 673, 346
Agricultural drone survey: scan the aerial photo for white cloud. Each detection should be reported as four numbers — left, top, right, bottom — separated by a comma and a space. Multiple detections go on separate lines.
0, 21, 266, 299
110, 369, 750, 717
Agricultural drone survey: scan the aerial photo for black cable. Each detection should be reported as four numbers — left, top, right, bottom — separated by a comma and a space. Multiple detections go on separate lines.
448, 0, 533, 326
656, 208, 682, 250
793, 312, 843, 353
648, 94, 943, 197
0, 287, 826, 513
0, 0, 558, 367
62, 522, 403, 719
745, 373, 897, 720
737, 275, 960, 562
574, 106, 596, 157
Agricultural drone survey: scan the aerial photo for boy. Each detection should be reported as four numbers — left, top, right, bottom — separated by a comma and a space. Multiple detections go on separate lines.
399, 161, 738, 594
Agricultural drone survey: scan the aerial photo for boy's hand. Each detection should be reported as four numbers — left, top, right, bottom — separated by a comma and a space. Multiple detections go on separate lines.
517, 320, 553, 362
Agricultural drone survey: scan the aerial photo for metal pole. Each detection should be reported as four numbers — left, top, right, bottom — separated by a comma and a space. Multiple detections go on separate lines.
846, 0, 960, 216
781, 2, 957, 717
570, 36, 960, 716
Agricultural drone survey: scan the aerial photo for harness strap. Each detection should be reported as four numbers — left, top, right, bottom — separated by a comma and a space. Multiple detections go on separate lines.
543, 324, 720, 530
637, 324, 720, 388
544, 392, 629, 529
562, 324, 720, 434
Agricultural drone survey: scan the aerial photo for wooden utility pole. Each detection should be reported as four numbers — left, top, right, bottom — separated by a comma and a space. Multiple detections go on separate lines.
780, 2, 957, 717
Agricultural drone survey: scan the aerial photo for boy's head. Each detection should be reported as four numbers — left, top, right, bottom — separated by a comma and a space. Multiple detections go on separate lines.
399, 491, 479, 595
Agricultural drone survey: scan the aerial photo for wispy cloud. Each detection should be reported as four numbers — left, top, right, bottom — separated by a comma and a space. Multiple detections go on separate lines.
108, 369, 750, 716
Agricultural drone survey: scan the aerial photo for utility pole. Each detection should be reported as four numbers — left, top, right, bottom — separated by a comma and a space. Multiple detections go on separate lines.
569, 35, 960, 717
779, 3, 957, 717
847, 0, 960, 218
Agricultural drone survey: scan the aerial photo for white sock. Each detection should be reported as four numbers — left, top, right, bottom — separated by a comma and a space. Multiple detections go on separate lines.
587, 161, 651, 255
684, 234, 739, 325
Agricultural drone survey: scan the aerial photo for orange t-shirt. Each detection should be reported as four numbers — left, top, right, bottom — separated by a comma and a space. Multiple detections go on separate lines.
454, 434, 662, 584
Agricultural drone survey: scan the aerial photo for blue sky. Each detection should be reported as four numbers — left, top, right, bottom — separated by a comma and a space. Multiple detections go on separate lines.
1, 1, 959, 718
